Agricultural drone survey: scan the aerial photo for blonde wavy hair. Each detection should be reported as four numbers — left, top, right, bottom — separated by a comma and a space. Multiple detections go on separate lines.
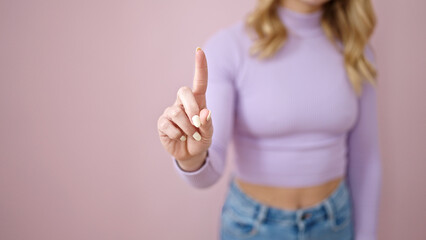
245, 0, 377, 97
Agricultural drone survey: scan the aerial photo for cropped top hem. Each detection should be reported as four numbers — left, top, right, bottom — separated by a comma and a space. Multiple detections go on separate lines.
233, 165, 346, 188
231, 134, 349, 187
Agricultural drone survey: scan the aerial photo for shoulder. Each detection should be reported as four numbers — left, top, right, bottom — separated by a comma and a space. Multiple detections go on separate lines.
364, 43, 377, 67
203, 19, 249, 52
336, 40, 376, 66
360, 43, 379, 97
202, 20, 251, 73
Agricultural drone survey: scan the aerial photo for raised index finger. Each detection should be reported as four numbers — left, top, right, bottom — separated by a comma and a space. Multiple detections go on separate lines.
193, 47, 208, 95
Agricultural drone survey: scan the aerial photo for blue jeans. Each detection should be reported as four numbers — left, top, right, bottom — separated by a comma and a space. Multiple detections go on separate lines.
220, 175, 354, 240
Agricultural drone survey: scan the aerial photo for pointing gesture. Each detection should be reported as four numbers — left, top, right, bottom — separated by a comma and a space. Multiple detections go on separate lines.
157, 47, 213, 171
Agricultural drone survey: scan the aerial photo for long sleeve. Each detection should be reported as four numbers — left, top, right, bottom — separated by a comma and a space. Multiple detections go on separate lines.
346, 45, 382, 240
171, 26, 240, 188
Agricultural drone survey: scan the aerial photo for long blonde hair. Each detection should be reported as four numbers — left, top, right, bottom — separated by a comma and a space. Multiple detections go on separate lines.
245, 0, 377, 97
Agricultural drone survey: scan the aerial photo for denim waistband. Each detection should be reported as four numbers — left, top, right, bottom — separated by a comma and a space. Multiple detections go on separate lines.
225, 174, 349, 224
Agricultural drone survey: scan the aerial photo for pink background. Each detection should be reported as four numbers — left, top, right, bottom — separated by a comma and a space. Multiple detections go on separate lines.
1, 0, 425, 239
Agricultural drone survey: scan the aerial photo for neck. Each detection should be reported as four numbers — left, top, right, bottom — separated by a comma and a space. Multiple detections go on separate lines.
277, 3, 324, 37
280, 0, 322, 14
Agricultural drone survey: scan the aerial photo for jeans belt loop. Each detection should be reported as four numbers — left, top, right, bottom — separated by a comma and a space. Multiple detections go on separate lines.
323, 198, 335, 223
254, 204, 268, 228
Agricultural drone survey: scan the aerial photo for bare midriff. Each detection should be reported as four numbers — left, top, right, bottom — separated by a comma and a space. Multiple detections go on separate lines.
234, 176, 343, 210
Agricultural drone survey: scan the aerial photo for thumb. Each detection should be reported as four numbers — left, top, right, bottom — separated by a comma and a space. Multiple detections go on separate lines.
198, 108, 213, 139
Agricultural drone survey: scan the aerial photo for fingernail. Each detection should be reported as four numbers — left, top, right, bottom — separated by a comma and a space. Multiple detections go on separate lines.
207, 110, 211, 121
180, 135, 186, 141
192, 115, 201, 128
193, 132, 201, 141
196, 47, 201, 53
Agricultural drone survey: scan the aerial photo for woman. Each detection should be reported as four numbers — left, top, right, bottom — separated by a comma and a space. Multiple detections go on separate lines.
157, 0, 382, 239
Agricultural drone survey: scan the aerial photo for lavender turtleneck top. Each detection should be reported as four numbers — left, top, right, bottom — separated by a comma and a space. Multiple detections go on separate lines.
171, 6, 382, 240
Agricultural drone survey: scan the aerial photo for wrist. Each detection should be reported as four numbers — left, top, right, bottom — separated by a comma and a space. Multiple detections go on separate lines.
176, 150, 208, 172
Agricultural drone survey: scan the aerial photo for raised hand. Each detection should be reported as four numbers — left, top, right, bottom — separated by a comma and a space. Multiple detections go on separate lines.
157, 47, 213, 171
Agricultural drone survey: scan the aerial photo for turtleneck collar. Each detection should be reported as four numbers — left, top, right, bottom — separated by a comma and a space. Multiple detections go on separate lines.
277, 5, 324, 37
